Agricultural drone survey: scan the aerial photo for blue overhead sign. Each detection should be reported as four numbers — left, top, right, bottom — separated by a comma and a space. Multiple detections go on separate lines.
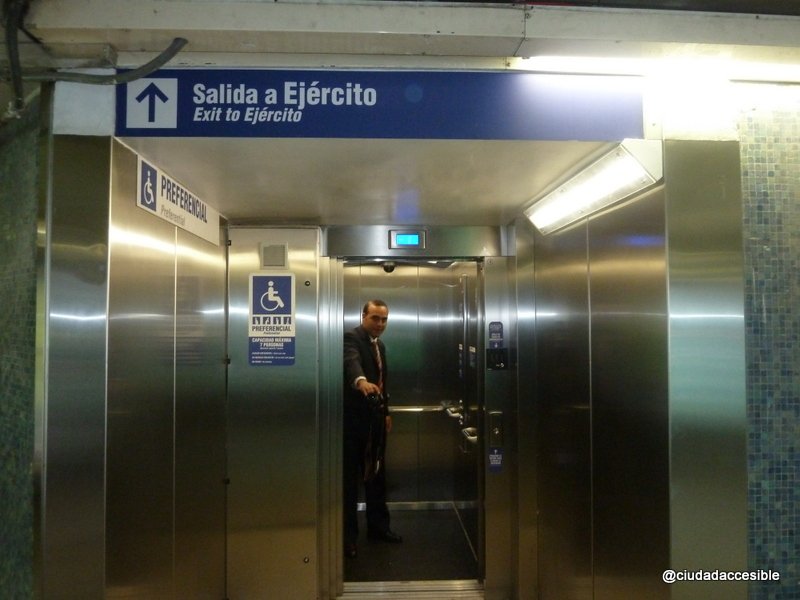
117, 69, 643, 140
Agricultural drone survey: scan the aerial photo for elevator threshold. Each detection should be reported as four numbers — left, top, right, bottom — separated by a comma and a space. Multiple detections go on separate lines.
341, 579, 483, 599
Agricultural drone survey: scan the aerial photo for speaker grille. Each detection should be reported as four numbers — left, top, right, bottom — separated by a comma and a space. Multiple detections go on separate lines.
260, 243, 288, 268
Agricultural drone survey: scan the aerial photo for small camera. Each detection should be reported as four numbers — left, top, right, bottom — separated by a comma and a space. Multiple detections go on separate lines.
383, 261, 396, 273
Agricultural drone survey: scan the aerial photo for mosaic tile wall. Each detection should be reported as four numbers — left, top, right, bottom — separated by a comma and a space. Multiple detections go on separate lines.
0, 106, 39, 597
739, 92, 800, 599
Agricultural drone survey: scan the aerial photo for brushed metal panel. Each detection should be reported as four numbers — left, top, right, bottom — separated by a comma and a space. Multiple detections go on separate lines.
227, 227, 319, 599
665, 141, 747, 600
453, 266, 481, 565
417, 264, 464, 406
325, 225, 510, 258
386, 411, 422, 502
317, 257, 344, 598
42, 135, 110, 598
174, 227, 226, 599
482, 256, 515, 600
417, 411, 457, 501
107, 141, 177, 598
513, 218, 538, 600
533, 222, 592, 600
416, 263, 464, 502
588, 188, 670, 600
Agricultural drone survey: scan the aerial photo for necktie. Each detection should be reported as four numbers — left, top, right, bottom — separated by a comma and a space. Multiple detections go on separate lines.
372, 339, 383, 393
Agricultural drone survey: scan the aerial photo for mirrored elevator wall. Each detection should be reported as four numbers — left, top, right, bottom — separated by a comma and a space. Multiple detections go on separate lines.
516, 140, 747, 600
342, 261, 482, 568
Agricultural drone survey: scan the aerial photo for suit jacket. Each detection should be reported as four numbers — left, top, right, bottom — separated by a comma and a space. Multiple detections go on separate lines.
343, 325, 388, 419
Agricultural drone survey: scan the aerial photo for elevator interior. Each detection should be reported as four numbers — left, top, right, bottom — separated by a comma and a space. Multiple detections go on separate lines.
341, 259, 482, 584
37, 127, 748, 599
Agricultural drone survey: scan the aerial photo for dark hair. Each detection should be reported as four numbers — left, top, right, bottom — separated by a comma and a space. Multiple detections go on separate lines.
362, 299, 388, 316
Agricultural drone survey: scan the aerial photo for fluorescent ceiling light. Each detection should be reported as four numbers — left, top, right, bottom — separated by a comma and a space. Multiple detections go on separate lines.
517, 56, 646, 76
515, 56, 800, 83
524, 139, 662, 235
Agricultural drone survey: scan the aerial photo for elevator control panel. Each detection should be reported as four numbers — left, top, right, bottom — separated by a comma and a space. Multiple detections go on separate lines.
489, 411, 504, 447
389, 229, 426, 250
486, 347, 509, 370
488, 411, 504, 473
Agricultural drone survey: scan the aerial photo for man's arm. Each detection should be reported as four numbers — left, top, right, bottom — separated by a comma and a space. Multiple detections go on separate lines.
343, 331, 366, 387
344, 331, 383, 397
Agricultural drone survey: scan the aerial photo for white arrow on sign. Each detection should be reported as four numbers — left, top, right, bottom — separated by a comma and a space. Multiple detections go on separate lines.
126, 78, 178, 129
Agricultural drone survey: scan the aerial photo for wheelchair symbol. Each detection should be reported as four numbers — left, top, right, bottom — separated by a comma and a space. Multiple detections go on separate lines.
260, 281, 285, 312
142, 171, 155, 206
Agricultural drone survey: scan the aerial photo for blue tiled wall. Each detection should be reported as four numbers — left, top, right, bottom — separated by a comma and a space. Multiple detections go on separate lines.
0, 106, 39, 596
740, 96, 800, 599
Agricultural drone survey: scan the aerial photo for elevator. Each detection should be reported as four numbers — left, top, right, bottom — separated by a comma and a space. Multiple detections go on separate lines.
34, 71, 748, 598
225, 224, 516, 598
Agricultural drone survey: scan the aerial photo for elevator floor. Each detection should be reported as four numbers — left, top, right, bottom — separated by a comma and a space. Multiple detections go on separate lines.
345, 507, 478, 582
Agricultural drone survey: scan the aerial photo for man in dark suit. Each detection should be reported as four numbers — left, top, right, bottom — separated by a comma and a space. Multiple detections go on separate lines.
343, 299, 402, 559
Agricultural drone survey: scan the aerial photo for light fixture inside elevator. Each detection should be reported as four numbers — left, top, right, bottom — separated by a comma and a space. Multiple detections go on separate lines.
524, 139, 662, 235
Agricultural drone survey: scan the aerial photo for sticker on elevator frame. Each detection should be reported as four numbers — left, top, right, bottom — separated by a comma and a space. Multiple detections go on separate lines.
248, 274, 296, 366
136, 156, 220, 245
489, 321, 504, 348
116, 69, 644, 141
489, 447, 504, 473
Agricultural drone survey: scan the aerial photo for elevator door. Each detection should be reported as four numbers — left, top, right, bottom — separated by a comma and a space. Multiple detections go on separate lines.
342, 260, 483, 585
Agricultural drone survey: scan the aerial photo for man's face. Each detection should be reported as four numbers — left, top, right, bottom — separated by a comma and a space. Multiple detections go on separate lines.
362, 303, 389, 338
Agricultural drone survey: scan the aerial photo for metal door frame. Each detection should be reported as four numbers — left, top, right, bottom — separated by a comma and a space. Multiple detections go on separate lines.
318, 249, 516, 600
318, 256, 345, 599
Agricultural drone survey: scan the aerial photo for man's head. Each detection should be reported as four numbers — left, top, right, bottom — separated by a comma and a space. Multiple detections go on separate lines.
361, 299, 389, 338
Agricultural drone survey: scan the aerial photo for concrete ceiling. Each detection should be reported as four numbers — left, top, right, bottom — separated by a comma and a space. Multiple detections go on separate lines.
5, 1, 800, 225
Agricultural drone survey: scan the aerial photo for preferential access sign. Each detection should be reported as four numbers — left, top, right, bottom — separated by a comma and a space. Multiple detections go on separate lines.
248, 274, 296, 366
137, 157, 219, 245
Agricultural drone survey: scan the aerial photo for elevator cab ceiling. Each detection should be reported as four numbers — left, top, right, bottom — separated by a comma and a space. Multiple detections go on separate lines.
119, 136, 612, 226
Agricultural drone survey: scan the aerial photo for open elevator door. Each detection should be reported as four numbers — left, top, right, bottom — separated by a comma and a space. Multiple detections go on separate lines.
322, 226, 517, 600
340, 259, 483, 591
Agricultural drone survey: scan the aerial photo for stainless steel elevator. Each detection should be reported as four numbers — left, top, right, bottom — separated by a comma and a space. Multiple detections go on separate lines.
35, 121, 747, 599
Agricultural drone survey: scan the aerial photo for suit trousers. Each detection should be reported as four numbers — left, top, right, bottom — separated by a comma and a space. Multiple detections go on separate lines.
343, 411, 391, 545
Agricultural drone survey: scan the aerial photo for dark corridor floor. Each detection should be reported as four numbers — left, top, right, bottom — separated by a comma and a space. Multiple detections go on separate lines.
344, 507, 479, 582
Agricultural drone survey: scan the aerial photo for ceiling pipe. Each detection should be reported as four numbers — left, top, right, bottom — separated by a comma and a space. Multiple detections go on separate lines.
23, 37, 189, 85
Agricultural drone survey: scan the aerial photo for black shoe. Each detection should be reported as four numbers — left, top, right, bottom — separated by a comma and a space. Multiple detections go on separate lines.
344, 543, 358, 558
368, 529, 403, 543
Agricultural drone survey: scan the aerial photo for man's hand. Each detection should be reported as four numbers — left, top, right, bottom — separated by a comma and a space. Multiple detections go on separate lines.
356, 379, 382, 397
